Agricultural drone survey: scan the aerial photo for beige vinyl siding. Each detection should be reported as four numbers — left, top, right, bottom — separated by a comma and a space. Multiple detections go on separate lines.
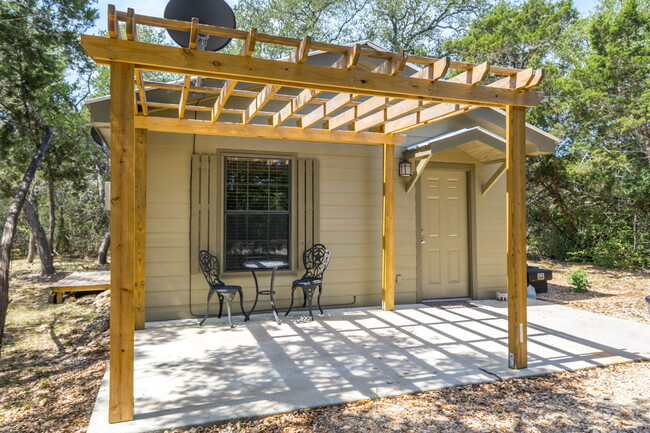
144, 132, 509, 321
475, 162, 507, 298
144, 132, 418, 321
144, 132, 193, 320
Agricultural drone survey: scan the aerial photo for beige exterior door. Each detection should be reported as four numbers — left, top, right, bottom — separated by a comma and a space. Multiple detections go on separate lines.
419, 168, 470, 299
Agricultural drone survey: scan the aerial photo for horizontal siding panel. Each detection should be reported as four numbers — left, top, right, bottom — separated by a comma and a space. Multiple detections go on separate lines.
321, 180, 380, 194
148, 188, 190, 204
477, 231, 507, 244
478, 275, 507, 288
320, 206, 378, 219
324, 167, 382, 179
147, 232, 189, 248
147, 164, 190, 181
147, 217, 189, 233
147, 291, 190, 308
476, 219, 506, 229
320, 194, 381, 206
476, 257, 507, 267
146, 262, 189, 277
321, 219, 382, 231
147, 203, 190, 219
145, 276, 188, 293
146, 247, 189, 263
320, 231, 382, 244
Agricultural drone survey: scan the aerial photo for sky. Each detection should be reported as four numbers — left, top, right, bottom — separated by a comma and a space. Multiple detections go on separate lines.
90, 0, 601, 36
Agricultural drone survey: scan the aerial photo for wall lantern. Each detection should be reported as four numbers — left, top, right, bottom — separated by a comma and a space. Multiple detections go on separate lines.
399, 160, 412, 177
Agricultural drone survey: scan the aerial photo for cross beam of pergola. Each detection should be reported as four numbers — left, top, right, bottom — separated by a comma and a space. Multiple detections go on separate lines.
82, 5, 544, 424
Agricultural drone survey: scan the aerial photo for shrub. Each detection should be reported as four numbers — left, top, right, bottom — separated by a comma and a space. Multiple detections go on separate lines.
567, 269, 590, 293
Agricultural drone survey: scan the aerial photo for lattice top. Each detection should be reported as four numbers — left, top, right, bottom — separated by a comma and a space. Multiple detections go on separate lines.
81, 5, 545, 145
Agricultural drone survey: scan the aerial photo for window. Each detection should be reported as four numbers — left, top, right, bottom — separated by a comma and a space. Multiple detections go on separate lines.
224, 157, 291, 271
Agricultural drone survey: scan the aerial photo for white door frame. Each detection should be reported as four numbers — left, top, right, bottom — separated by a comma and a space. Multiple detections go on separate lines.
415, 162, 478, 301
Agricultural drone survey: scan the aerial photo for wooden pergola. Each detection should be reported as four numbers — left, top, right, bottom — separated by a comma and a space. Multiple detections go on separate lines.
81, 5, 545, 423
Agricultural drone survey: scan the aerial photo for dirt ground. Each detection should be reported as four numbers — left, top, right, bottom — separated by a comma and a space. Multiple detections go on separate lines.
0, 258, 649, 433
0, 258, 109, 433
532, 259, 650, 324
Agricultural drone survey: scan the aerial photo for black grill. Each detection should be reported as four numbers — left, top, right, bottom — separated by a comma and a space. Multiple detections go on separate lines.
526, 266, 553, 293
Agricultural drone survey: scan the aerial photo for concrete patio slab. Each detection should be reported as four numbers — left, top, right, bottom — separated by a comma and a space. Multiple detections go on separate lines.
87, 300, 650, 433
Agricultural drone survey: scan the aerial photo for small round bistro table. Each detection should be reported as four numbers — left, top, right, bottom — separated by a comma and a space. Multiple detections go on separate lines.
243, 260, 289, 325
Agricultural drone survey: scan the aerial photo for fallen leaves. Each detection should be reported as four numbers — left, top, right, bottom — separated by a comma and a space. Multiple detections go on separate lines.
0, 258, 110, 433
3, 258, 650, 433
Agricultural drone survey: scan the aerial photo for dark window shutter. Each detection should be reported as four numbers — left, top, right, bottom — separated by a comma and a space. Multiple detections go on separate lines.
296, 158, 320, 269
190, 154, 218, 274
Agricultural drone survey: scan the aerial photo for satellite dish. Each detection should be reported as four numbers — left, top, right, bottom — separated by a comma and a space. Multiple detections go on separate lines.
164, 0, 236, 51
90, 127, 103, 146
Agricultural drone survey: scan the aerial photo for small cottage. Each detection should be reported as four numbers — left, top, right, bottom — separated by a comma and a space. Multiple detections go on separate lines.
86, 42, 556, 322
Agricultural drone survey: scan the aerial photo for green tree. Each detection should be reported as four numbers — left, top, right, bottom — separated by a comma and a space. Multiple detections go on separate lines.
0, 0, 97, 353
89, 25, 179, 98
442, 0, 578, 69
540, 0, 650, 267
233, 0, 486, 57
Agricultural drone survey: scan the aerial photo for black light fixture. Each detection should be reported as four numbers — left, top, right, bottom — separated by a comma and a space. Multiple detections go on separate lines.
399, 160, 412, 177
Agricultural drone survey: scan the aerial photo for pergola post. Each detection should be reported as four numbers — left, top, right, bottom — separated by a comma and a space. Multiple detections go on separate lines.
109, 61, 136, 423
134, 128, 147, 331
506, 105, 527, 369
382, 143, 395, 311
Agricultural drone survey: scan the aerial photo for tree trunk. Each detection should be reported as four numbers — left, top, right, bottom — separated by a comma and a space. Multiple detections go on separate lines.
22, 199, 55, 276
47, 165, 55, 253
89, 151, 105, 202
26, 186, 38, 264
90, 151, 110, 265
0, 127, 53, 355
26, 231, 35, 264
98, 229, 110, 265
56, 205, 68, 253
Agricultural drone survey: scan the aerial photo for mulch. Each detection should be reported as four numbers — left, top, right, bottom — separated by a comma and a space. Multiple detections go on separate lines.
172, 360, 650, 433
1, 258, 649, 433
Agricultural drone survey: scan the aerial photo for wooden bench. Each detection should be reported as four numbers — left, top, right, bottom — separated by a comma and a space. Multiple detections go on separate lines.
48, 271, 110, 304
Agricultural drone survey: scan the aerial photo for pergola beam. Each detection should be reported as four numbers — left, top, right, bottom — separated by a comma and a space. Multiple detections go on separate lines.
134, 128, 147, 331
81, 35, 545, 108
114, 8, 526, 76
351, 60, 478, 133
383, 68, 540, 134
506, 105, 527, 369
108, 61, 136, 423
129, 117, 406, 145
93, 6, 549, 427
382, 143, 395, 311
242, 36, 311, 124
328, 58, 446, 131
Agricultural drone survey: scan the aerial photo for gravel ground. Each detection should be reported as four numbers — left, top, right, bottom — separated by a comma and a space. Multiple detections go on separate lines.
0, 259, 110, 433
171, 360, 650, 433
532, 260, 650, 324
1, 259, 649, 433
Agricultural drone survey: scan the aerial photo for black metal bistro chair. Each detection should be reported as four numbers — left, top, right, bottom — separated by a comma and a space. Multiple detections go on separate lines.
198, 250, 248, 328
285, 244, 331, 321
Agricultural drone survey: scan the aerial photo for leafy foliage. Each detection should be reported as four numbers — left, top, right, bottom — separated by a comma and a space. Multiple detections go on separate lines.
232, 0, 486, 57
89, 25, 180, 98
567, 269, 590, 292
445, 0, 650, 269
442, 0, 578, 69
3, 0, 649, 275
0, 0, 102, 259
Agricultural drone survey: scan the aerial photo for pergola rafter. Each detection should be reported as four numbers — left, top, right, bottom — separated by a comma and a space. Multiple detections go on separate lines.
87, 5, 545, 425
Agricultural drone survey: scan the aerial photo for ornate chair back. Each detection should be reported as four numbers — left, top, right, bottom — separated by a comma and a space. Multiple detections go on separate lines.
198, 250, 225, 287
301, 244, 331, 280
